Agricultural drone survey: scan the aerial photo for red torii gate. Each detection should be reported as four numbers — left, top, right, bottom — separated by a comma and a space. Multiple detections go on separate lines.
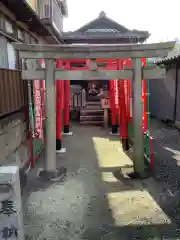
56, 58, 148, 150
31, 57, 149, 166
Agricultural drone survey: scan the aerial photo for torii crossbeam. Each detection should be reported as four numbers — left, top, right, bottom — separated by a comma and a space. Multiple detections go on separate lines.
14, 41, 174, 180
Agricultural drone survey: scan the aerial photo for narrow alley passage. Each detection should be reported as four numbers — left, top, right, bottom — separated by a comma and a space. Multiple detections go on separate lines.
23, 124, 179, 239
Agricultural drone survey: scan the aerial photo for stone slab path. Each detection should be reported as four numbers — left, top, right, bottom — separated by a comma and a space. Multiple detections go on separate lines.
23, 123, 179, 239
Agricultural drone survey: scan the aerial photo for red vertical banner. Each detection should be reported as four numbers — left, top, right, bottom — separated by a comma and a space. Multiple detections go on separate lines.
117, 59, 129, 150
114, 80, 118, 111
34, 80, 43, 139
109, 80, 116, 126
41, 80, 46, 121
124, 79, 128, 115
118, 80, 128, 139
61, 80, 65, 110
129, 81, 132, 121
142, 80, 148, 132
142, 58, 148, 132
40, 59, 46, 121
123, 58, 132, 122
126, 80, 130, 120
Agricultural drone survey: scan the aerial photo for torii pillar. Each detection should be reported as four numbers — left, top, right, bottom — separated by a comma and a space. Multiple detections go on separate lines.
40, 59, 66, 180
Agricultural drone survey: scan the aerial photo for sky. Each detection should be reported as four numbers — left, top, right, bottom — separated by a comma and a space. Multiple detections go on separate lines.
63, 0, 179, 43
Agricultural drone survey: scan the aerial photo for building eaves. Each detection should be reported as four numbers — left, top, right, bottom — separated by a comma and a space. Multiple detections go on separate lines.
62, 31, 150, 40
156, 41, 180, 64
1, 0, 63, 44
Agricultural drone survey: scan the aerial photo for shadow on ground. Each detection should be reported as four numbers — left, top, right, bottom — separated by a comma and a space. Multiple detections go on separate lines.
149, 118, 180, 226
22, 120, 180, 239
99, 118, 180, 230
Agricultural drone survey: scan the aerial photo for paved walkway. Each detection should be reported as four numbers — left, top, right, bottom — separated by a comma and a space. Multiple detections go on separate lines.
23, 123, 179, 239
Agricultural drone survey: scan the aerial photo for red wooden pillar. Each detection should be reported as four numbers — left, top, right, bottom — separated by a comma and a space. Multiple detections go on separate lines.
126, 80, 130, 121
63, 60, 73, 135
118, 80, 129, 151
63, 79, 73, 135
56, 59, 64, 152
118, 59, 129, 151
109, 80, 118, 134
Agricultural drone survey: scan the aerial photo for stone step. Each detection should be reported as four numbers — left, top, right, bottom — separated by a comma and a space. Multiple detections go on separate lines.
81, 109, 104, 113
80, 115, 104, 121
80, 109, 104, 116
86, 105, 101, 110
79, 100, 104, 126
80, 112, 104, 117
86, 101, 101, 105
80, 121, 104, 126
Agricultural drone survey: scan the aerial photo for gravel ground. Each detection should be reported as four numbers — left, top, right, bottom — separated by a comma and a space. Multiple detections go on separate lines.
22, 121, 180, 239
149, 118, 180, 227
150, 118, 180, 191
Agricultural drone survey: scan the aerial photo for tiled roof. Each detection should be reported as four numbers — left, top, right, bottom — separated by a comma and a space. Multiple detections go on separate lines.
63, 11, 150, 41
